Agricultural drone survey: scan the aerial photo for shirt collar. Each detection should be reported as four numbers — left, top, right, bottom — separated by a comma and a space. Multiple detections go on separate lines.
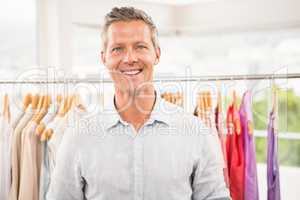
101, 90, 171, 130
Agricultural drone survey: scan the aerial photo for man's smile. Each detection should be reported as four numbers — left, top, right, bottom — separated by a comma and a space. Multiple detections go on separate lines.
120, 68, 143, 76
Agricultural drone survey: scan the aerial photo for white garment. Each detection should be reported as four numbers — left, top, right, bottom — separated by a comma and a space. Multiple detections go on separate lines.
39, 103, 58, 200
48, 108, 81, 172
43, 108, 83, 199
47, 115, 69, 172
40, 104, 58, 126
0, 115, 13, 200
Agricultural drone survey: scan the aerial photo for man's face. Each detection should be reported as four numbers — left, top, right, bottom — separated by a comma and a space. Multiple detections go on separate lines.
101, 20, 160, 94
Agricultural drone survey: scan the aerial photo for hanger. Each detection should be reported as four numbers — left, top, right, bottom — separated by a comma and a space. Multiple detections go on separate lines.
232, 90, 237, 109
271, 80, 278, 133
23, 93, 32, 110
271, 82, 278, 115
35, 95, 60, 137
197, 92, 202, 119
30, 95, 44, 122
217, 88, 222, 114
229, 89, 241, 135
31, 94, 40, 110
204, 91, 211, 127
44, 94, 79, 141
3, 94, 11, 122
73, 94, 87, 111
32, 95, 51, 124
40, 95, 70, 141
200, 92, 205, 121
215, 89, 222, 131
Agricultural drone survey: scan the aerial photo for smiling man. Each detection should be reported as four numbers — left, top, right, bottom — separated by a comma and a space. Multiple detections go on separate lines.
46, 7, 231, 200
101, 13, 161, 131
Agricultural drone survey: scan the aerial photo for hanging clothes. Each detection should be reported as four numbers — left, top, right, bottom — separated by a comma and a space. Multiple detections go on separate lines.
226, 103, 245, 200
194, 91, 213, 128
39, 103, 59, 200
161, 92, 183, 107
0, 115, 13, 199
47, 113, 70, 172
9, 105, 36, 200
11, 94, 32, 129
267, 110, 281, 200
215, 92, 229, 188
41, 96, 85, 199
239, 91, 259, 200
18, 96, 48, 200
18, 120, 42, 200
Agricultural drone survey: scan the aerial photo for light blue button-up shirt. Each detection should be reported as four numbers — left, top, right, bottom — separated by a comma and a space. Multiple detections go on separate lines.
46, 92, 231, 200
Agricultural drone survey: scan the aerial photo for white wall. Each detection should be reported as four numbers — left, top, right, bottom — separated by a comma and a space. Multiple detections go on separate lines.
175, 0, 300, 35
36, 0, 300, 71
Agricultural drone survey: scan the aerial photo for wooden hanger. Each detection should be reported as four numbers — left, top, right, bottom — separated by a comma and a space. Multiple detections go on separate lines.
201, 91, 208, 125
35, 95, 59, 137
56, 94, 63, 106
32, 95, 51, 124
217, 89, 222, 114
3, 94, 11, 122
234, 104, 241, 135
31, 94, 40, 110
230, 90, 241, 135
73, 94, 87, 111
215, 89, 222, 132
232, 90, 237, 109
23, 93, 32, 110
40, 95, 69, 141
199, 92, 204, 120
30, 95, 44, 122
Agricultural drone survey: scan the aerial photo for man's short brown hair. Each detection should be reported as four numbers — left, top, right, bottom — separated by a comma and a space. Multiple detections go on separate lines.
101, 7, 159, 51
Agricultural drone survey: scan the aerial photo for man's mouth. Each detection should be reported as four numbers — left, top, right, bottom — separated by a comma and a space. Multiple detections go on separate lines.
120, 69, 143, 76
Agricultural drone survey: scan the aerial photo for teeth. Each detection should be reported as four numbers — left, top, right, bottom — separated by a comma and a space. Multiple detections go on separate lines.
122, 70, 141, 75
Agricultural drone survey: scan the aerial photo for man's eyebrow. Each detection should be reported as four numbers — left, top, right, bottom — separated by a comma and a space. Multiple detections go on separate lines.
135, 41, 149, 45
109, 43, 124, 47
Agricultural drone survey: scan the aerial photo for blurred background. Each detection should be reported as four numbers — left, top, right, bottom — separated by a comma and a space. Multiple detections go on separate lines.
1, 0, 300, 199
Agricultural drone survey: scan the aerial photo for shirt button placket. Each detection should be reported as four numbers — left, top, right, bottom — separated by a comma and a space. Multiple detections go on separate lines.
133, 126, 144, 200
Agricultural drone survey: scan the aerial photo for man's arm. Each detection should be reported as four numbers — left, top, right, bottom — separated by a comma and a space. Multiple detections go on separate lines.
192, 132, 231, 200
46, 127, 85, 200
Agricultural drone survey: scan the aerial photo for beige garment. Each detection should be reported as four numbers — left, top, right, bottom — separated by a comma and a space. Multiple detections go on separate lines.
9, 106, 35, 200
48, 108, 79, 172
18, 121, 42, 200
12, 109, 25, 130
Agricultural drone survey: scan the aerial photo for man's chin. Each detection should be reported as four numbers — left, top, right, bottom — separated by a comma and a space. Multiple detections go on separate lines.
123, 85, 152, 96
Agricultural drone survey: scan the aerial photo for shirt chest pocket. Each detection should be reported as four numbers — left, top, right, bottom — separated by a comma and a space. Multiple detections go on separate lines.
82, 151, 132, 196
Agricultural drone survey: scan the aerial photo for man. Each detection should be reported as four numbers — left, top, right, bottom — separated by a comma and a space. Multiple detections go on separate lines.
47, 7, 231, 200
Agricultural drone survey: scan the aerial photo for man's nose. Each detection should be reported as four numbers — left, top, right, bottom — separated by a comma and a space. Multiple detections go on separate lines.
123, 48, 138, 64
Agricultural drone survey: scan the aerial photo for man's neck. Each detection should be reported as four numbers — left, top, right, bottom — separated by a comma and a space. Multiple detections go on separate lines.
115, 86, 156, 132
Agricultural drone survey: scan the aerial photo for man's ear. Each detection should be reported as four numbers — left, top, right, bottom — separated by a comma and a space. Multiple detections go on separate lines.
154, 47, 161, 65
101, 50, 106, 65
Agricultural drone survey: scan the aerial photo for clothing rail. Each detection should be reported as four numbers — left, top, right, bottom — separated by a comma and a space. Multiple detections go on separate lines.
0, 73, 299, 84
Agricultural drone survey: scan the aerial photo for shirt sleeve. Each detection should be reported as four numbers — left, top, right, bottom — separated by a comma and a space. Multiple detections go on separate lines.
46, 126, 86, 200
192, 131, 231, 200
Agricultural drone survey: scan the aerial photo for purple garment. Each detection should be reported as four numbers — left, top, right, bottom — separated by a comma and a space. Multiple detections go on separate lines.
267, 111, 281, 200
239, 91, 259, 200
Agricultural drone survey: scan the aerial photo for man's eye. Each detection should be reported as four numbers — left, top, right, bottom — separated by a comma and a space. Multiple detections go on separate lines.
112, 47, 122, 52
137, 45, 147, 49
